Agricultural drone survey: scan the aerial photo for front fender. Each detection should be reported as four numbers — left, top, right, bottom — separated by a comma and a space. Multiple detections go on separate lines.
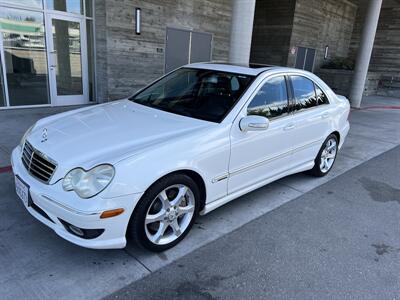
102, 126, 231, 202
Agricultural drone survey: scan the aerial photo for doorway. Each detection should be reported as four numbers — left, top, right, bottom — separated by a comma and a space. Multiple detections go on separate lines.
0, 2, 93, 109
295, 47, 316, 72
46, 13, 89, 106
165, 27, 212, 73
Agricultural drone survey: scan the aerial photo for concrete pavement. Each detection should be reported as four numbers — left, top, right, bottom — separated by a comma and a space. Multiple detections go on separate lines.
108, 146, 400, 300
0, 96, 399, 299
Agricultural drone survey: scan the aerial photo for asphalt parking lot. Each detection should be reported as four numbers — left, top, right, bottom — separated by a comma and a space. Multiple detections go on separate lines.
0, 96, 399, 299
108, 145, 400, 300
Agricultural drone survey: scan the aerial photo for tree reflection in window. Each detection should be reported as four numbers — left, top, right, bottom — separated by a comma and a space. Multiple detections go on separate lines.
315, 84, 329, 105
291, 76, 318, 110
247, 76, 289, 119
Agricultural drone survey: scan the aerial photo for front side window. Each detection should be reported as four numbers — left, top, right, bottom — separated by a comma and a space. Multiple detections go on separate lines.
247, 76, 289, 119
129, 68, 254, 123
291, 75, 318, 110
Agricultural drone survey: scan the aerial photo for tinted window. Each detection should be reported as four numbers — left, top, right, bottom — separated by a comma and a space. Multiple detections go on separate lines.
291, 76, 317, 110
130, 68, 254, 123
247, 76, 289, 119
315, 85, 329, 105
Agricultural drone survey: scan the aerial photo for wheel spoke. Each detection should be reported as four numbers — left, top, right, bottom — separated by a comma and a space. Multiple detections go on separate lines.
325, 158, 330, 169
177, 204, 194, 217
171, 219, 182, 236
151, 221, 168, 243
320, 159, 327, 171
158, 190, 171, 209
327, 143, 336, 151
326, 153, 336, 159
171, 185, 188, 206
145, 210, 166, 225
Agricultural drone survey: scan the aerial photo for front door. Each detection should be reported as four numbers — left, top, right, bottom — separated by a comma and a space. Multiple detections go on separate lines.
228, 75, 296, 194
46, 13, 88, 106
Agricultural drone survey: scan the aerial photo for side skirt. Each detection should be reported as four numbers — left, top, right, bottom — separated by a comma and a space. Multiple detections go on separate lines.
200, 161, 314, 215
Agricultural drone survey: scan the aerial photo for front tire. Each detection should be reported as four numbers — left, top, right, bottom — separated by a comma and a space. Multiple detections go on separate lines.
127, 174, 200, 252
307, 134, 338, 177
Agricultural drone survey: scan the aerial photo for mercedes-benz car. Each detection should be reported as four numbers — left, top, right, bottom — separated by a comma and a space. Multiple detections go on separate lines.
12, 63, 350, 251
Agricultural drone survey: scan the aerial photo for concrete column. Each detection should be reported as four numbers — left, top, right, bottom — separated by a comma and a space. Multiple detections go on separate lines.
229, 0, 256, 65
349, 0, 382, 108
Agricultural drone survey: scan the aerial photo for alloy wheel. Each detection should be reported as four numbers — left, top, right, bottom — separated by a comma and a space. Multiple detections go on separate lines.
319, 138, 337, 173
144, 184, 195, 245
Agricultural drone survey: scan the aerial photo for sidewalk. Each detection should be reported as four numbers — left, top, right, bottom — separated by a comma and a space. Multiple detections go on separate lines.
0, 96, 399, 299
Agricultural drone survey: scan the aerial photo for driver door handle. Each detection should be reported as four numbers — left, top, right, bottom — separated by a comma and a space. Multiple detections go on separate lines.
283, 123, 295, 131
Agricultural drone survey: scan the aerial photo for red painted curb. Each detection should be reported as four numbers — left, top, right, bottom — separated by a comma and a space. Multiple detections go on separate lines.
0, 166, 12, 174
361, 105, 400, 110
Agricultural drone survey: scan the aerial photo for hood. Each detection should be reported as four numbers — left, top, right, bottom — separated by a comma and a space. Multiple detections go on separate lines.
27, 100, 212, 173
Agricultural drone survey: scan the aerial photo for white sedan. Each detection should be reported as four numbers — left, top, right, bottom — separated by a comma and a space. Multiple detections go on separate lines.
12, 63, 350, 251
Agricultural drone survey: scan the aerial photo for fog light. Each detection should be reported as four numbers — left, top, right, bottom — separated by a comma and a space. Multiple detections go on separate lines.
69, 224, 84, 237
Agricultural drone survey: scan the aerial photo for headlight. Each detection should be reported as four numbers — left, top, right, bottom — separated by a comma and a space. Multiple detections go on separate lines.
62, 164, 115, 199
20, 124, 34, 148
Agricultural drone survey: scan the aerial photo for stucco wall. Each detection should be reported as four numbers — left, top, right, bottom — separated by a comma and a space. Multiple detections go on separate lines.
95, 0, 232, 101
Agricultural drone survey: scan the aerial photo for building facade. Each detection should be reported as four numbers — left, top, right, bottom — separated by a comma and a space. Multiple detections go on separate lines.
0, 0, 398, 110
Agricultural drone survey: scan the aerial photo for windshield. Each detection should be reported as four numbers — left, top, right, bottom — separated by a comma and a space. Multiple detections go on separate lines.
129, 68, 255, 123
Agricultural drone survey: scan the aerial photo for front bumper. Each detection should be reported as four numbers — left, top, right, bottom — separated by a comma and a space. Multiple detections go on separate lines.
11, 147, 143, 249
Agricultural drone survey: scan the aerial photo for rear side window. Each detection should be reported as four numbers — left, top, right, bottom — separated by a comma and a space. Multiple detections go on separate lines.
315, 85, 329, 105
291, 76, 318, 110
247, 76, 289, 119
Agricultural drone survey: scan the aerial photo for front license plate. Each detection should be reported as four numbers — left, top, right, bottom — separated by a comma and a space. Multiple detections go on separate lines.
15, 176, 30, 207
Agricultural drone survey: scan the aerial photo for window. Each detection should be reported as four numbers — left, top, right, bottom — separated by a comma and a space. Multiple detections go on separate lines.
130, 68, 254, 123
315, 85, 329, 105
247, 76, 289, 119
1, 7, 50, 106
46, 0, 83, 14
291, 76, 317, 111
0, 0, 43, 8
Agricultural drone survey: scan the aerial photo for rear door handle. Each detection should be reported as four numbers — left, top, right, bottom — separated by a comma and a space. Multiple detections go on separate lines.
321, 112, 329, 119
283, 123, 295, 131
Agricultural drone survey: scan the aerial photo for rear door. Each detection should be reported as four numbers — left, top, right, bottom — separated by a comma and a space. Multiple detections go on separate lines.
288, 75, 333, 165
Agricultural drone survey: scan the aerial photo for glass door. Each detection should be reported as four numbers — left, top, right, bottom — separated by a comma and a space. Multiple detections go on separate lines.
46, 13, 88, 106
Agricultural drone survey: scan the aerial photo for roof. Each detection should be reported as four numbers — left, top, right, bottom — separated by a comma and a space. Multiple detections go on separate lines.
185, 62, 275, 76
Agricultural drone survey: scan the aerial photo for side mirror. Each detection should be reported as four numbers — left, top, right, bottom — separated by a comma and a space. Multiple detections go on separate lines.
239, 115, 270, 132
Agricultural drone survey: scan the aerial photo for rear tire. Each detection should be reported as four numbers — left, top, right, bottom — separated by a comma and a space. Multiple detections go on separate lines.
307, 134, 338, 177
127, 174, 200, 252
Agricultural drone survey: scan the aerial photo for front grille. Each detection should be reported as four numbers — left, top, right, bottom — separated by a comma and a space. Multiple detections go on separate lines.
21, 141, 57, 183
